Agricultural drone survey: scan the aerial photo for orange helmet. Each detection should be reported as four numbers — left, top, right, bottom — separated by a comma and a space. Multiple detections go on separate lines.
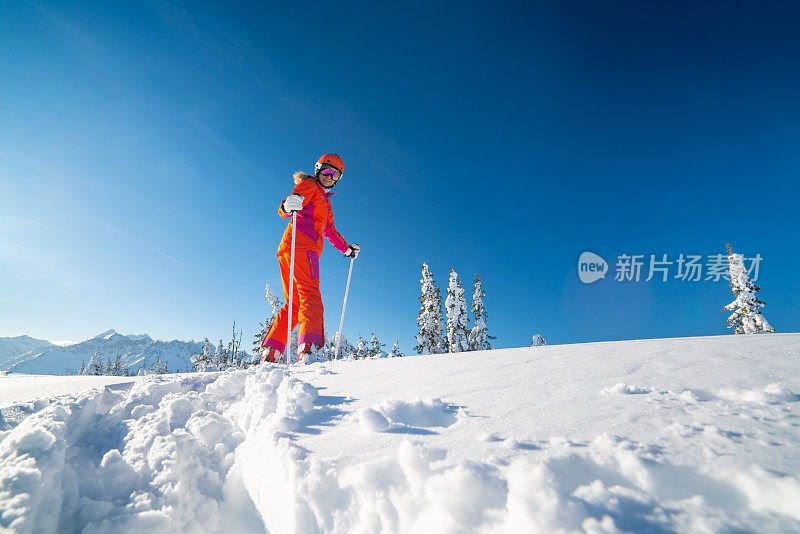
315, 153, 344, 177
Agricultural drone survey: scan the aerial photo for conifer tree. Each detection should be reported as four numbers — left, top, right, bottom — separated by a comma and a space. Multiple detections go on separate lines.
87, 350, 103, 375
415, 262, 445, 354
388, 341, 405, 358
111, 354, 123, 376
468, 274, 495, 351
105, 358, 113, 376
355, 335, 369, 359
724, 243, 774, 334
254, 284, 284, 355
191, 338, 216, 372
216, 339, 226, 369
319, 324, 333, 361
370, 333, 385, 357
530, 334, 547, 346
445, 268, 470, 353
78, 361, 86, 375
330, 331, 355, 360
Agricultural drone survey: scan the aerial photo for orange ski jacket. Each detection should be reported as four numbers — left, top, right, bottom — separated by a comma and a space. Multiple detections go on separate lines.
276, 172, 349, 257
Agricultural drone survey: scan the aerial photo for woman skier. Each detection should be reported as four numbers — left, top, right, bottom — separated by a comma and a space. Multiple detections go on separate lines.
260, 153, 360, 363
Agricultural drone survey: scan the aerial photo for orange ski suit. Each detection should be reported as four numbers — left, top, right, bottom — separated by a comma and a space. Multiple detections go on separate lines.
261, 173, 350, 353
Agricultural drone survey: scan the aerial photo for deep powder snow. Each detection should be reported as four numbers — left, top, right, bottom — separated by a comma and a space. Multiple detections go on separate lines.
1, 333, 799, 533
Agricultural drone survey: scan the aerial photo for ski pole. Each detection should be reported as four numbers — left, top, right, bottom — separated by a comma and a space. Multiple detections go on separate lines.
334, 257, 354, 360
286, 212, 297, 365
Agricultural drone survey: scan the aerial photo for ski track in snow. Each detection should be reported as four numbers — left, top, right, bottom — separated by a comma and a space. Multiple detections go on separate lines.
1, 334, 799, 533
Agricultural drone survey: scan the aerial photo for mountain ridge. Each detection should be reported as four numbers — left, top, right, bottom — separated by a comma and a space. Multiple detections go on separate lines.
0, 330, 208, 375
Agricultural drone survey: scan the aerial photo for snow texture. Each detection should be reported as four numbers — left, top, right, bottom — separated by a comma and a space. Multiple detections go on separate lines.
1, 333, 799, 533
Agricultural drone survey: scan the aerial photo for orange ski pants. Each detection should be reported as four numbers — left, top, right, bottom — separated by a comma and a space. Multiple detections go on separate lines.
261, 249, 325, 353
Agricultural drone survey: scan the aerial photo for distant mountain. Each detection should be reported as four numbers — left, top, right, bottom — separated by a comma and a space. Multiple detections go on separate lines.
2, 330, 206, 375
0, 335, 57, 369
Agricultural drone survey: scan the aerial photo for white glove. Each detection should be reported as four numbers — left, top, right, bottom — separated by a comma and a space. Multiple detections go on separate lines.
283, 194, 304, 214
344, 243, 360, 259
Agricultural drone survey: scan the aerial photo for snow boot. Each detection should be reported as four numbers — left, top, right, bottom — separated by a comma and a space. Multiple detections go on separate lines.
260, 347, 281, 365
298, 343, 322, 363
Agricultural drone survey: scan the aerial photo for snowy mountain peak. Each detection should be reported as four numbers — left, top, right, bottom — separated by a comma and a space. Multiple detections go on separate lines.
124, 333, 153, 343
1, 330, 200, 374
94, 329, 118, 340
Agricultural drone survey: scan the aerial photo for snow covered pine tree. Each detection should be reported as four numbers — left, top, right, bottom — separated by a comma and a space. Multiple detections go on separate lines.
388, 341, 405, 357
468, 274, 494, 351
111, 354, 123, 376
370, 333, 385, 357
724, 243, 774, 334
254, 284, 283, 355
445, 269, 470, 353
416, 262, 445, 354
191, 338, 216, 372
87, 350, 103, 375
530, 334, 547, 346
355, 335, 369, 359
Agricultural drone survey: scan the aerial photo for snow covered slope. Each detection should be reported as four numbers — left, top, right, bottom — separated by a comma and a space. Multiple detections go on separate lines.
1, 334, 798, 533
3, 330, 204, 375
0, 335, 56, 369
0, 374, 137, 410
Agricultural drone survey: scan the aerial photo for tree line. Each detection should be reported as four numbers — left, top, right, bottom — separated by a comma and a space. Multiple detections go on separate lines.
416, 262, 495, 355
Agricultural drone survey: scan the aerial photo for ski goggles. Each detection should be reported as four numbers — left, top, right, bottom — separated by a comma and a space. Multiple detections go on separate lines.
319, 164, 342, 181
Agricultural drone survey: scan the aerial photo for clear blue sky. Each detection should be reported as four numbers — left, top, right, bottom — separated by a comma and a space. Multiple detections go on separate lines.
2, 1, 799, 350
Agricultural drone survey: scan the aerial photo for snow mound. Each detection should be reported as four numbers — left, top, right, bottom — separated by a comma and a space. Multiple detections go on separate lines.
359, 398, 460, 433
600, 383, 652, 395
0, 372, 257, 533
716, 383, 800, 405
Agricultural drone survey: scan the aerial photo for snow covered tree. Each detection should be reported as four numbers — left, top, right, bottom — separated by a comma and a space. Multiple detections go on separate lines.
191, 338, 216, 372
284, 329, 299, 364
468, 274, 494, 351
226, 321, 251, 368
317, 323, 337, 361
355, 335, 369, 359
215, 339, 227, 368
193, 324, 252, 371
87, 350, 103, 375
370, 333, 385, 357
114, 355, 128, 376
111, 355, 123, 376
388, 341, 405, 357
445, 269, 470, 353
724, 243, 774, 334
78, 361, 86, 375
415, 262, 445, 355
105, 359, 113, 375
530, 334, 547, 346
330, 331, 355, 360
254, 284, 283, 355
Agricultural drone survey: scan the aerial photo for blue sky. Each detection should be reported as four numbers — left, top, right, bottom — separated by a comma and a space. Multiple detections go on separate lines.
1, 1, 799, 350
